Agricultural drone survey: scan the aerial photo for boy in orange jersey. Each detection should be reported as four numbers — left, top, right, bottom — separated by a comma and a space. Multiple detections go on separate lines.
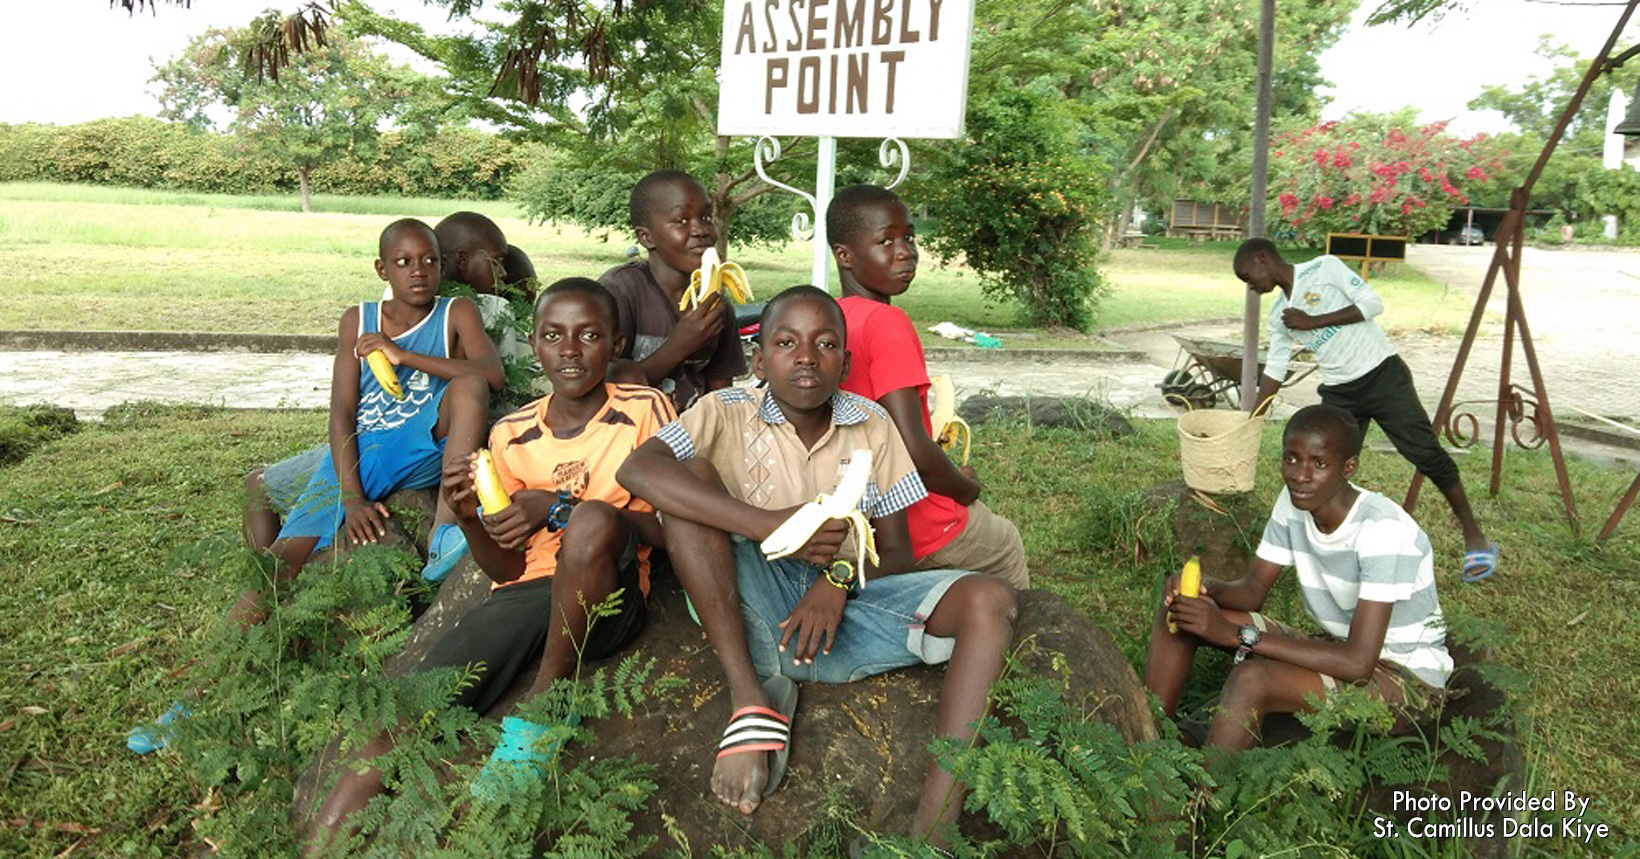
306, 278, 675, 848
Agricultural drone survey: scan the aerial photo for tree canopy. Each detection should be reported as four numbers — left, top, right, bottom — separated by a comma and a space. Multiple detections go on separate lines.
152, 18, 438, 210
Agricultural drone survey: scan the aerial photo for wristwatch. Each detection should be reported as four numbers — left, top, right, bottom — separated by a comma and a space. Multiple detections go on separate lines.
1233, 623, 1263, 664
824, 559, 860, 599
544, 492, 577, 533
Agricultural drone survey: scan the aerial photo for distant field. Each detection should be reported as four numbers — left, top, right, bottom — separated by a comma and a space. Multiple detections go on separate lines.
0, 183, 1485, 342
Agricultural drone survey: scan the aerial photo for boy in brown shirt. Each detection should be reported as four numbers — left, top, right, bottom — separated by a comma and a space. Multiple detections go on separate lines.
599, 170, 746, 412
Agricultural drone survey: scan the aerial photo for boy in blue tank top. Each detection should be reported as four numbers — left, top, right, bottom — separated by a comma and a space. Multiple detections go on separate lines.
255, 219, 504, 601
128, 220, 503, 752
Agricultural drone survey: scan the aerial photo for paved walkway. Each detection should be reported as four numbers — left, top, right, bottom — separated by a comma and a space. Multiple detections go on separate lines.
1, 244, 1634, 470
0, 348, 1181, 419
0, 350, 333, 418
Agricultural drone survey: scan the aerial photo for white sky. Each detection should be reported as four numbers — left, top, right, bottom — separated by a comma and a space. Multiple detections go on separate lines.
1316, 0, 1634, 136
0, 0, 1635, 134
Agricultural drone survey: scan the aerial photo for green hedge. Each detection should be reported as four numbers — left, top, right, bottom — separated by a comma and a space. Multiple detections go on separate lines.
0, 117, 543, 199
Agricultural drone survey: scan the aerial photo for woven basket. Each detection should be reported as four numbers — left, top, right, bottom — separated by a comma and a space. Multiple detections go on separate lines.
1177, 408, 1265, 494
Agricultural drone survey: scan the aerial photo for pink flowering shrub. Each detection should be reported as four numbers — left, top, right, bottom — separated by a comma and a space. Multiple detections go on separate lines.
1270, 119, 1505, 245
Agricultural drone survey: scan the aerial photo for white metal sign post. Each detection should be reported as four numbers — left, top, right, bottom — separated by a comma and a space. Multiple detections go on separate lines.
717, 0, 975, 288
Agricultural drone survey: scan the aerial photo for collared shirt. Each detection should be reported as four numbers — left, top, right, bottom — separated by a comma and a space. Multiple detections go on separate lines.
654, 388, 927, 545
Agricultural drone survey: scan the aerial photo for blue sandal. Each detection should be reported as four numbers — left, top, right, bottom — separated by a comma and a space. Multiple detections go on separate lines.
422, 522, 469, 583
470, 714, 580, 802
127, 702, 189, 754
1462, 542, 1499, 583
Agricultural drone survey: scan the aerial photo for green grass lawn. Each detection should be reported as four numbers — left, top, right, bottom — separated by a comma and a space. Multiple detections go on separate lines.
0, 404, 1636, 854
0, 183, 1485, 344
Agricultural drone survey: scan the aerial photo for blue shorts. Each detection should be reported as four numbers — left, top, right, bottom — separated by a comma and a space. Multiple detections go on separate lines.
276, 432, 446, 551
731, 538, 972, 684
262, 445, 327, 513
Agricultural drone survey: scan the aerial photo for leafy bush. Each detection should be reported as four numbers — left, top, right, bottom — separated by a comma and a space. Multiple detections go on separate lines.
1270, 116, 1506, 245
0, 404, 80, 467
920, 88, 1109, 330
509, 150, 799, 249
0, 119, 538, 200
1577, 165, 1640, 237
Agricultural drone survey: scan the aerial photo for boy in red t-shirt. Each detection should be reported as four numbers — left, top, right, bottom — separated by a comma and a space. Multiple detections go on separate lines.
828, 184, 1028, 588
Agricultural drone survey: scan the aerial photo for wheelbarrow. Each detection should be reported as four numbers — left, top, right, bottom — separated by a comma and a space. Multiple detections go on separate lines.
1158, 335, 1317, 409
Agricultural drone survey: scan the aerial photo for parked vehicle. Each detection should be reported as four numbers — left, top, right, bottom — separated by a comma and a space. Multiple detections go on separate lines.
1446, 225, 1485, 245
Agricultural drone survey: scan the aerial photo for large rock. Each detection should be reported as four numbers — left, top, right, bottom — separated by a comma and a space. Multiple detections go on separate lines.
292, 530, 1156, 851
958, 395, 1134, 437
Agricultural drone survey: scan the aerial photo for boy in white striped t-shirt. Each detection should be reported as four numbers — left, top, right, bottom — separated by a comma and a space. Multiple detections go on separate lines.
1145, 404, 1451, 751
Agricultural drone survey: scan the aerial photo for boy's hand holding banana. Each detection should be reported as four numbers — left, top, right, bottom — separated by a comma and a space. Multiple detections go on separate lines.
760, 450, 879, 590
928, 376, 972, 466
356, 332, 406, 400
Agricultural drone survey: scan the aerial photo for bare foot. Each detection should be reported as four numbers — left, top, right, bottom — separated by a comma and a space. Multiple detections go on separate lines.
711, 747, 770, 815
710, 677, 796, 815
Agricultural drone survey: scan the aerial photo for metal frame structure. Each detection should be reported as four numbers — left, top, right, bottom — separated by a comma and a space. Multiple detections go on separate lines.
753, 136, 911, 290
1404, 0, 1640, 538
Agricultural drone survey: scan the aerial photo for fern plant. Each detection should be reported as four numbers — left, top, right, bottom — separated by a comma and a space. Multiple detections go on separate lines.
156, 540, 679, 855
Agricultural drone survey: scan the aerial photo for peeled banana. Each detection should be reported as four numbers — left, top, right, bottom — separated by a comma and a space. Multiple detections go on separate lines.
472, 449, 513, 514
761, 449, 879, 590
679, 246, 753, 311
365, 350, 405, 400
927, 375, 972, 466
1169, 555, 1202, 634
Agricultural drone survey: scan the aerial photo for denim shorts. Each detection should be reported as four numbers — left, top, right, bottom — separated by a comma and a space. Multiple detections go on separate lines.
731, 537, 972, 684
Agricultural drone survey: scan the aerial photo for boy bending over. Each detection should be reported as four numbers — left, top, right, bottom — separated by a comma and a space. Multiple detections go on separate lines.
617, 286, 1016, 847
829, 184, 1028, 589
1145, 404, 1452, 751
1235, 238, 1496, 581
307, 278, 674, 846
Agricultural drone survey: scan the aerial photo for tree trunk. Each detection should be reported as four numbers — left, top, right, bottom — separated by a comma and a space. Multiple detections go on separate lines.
713, 135, 733, 259
298, 166, 312, 213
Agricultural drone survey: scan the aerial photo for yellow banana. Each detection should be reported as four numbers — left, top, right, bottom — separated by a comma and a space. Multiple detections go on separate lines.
761, 449, 879, 589
927, 375, 972, 466
1169, 555, 1202, 634
365, 350, 404, 400
717, 261, 754, 303
472, 449, 512, 514
678, 247, 754, 310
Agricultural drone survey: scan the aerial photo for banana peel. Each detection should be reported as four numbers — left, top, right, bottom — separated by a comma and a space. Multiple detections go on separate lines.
760, 448, 879, 589
680, 246, 753, 311
365, 350, 405, 400
927, 375, 971, 466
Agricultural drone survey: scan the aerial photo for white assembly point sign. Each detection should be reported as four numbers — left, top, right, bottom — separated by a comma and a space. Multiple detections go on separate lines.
717, 0, 975, 139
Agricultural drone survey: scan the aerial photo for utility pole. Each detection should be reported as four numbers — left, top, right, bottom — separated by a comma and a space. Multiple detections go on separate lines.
1243, 0, 1275, 404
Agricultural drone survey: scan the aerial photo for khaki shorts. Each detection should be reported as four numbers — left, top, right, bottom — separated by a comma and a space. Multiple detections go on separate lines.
1248, 612, 1445, 727
915, 499, 1029, 589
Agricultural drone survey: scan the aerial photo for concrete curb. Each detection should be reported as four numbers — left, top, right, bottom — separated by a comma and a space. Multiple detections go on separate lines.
1560, 422, 1640, 452
924, 345, 1147, 363
1, 329, 1149, 362
0, 330, 336, 353
1090, 316, 1242, 336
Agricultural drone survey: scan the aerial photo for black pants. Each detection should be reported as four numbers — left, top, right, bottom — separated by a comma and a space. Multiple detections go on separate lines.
1319, 355, 1461, 492
418, 532, 645, 715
